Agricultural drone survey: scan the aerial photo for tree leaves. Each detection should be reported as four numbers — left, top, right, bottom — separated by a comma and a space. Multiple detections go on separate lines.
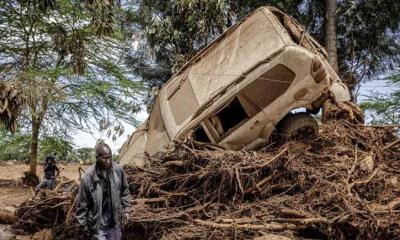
0, 80, 24, 133
361, 72, 400, 125
0, 0, 143, 162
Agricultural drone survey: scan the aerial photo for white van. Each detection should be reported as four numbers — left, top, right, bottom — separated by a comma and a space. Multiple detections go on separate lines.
119, 7, 351, 166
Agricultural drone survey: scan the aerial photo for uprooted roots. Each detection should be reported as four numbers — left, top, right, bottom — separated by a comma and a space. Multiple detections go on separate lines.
123, 120, 400, 240
21, 171, 39, 186
12, 120, 400, 240
12, 180, 79, 237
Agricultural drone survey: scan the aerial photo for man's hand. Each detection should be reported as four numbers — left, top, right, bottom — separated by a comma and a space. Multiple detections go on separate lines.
122, 209, 130, 223
43, 163, 50, 170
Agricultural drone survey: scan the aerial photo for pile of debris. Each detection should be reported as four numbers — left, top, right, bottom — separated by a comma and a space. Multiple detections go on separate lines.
0, 80, 24, 133
11, 120, 400, 240
12, 180, 79, 237
124, 120, 400, 239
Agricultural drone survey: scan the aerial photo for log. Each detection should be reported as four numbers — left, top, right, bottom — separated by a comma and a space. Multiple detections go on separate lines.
280, 208, 313, 218
218, 217, 255, 224
165, 161, 187, 167
193, 219, 297, 231
133, 197, 168, 203
265, 217, 330, 225
382, 139, 400, 151
254, 234, 294, 240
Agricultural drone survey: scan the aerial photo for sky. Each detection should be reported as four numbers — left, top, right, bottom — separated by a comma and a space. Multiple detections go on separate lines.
72, 109, 148, 153
72, 79, 394, 152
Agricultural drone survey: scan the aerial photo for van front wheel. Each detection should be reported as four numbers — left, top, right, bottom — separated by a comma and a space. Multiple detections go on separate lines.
278, 113, 319, 142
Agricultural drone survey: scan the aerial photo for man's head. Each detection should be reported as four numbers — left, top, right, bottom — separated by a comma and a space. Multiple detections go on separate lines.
46, 155, 55, 165
95, 143, 112, 170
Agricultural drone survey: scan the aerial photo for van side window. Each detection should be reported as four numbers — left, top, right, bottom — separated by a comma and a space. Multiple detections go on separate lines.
215, 97, 249, 133
242, 64, 295, 109
193, 125, 211, 143
202, 97, 250, 140
195, 97, 249, 142
200, 65, 295, 141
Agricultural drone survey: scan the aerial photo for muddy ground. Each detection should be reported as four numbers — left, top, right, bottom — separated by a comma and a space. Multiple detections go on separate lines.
0, 162, 88, 240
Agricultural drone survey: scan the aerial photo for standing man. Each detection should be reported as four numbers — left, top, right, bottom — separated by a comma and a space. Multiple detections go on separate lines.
76, 143, 130, 240
35, 155, 60, 195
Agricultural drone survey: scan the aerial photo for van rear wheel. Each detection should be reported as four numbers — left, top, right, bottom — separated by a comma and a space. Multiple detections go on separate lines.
278, 113, 319, 142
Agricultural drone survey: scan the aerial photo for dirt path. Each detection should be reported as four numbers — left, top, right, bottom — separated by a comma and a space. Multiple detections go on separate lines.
0, 163, 87, 207
0, 162, 88, 209
0, 186, 31, 210
0, 162, 88, 182
0, 163, 89, 239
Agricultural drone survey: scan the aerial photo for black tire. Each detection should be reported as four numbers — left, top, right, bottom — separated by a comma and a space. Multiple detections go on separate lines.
277, 113, 319, 142
306, 107, 321, 115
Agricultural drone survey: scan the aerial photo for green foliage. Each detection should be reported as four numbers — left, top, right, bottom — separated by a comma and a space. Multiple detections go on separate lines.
39, 136, 75, 161
0, 129, 31, 161
228, 0, 305, 19
77, 147, 95, 164
335, 0, 400, 90
0, 129, 78, 162
361, 73, 400, 125
0, 0, 143, 171
0, 0, 143, 129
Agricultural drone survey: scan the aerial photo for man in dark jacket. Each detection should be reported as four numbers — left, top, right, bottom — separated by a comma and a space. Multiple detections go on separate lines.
35, 155, 60, 195
76, 143, 130, 240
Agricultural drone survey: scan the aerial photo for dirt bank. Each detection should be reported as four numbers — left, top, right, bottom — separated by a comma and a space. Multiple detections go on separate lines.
0, 163, 89, 240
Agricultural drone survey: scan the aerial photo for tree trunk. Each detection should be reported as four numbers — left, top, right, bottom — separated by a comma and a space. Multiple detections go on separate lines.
30, 118, 40, 175
324, 0, 339, 72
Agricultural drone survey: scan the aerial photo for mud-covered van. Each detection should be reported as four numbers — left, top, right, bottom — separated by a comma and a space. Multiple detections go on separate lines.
119, 7, 351, 166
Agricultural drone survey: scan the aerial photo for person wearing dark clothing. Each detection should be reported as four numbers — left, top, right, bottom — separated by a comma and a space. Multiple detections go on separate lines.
76, 143, 130, 240
35, 156, 60, 194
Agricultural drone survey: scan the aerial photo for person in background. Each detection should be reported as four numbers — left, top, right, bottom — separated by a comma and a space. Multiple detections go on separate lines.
76, 142, 130, 240
35, 155, 60, 195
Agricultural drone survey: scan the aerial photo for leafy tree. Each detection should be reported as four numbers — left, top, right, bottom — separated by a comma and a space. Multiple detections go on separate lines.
335, 0, 400, 96
0, 80, 24, 132
0, 128, 77, 162
0, 0, 142, 176
39, 136, 75, 161
0, 129, 31, 161
77, 147, 95, 164
361, 72, 400, 125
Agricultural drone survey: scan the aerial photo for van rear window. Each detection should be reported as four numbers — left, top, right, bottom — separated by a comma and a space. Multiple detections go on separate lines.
169, 80, 199, 125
